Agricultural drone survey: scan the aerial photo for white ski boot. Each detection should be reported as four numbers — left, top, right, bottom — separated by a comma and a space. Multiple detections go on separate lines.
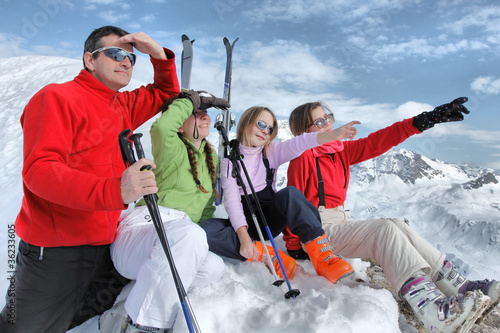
436, 259, 500, 322
98, 298, 128, 333
401, 274, 490, 333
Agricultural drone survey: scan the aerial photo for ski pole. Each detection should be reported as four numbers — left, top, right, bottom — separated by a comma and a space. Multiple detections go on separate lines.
228, 139, 300, 300
216, 125, 300, 299
118, 129, 201, 333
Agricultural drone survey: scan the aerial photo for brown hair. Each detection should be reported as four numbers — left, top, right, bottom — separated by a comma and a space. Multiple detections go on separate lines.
83, 26, 131, 71
178, 134, 219, 198
236, 106, 278, 154
289, 101, 332, 136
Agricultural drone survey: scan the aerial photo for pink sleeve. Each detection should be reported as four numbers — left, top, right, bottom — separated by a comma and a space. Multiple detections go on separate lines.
221, 158, 248, 232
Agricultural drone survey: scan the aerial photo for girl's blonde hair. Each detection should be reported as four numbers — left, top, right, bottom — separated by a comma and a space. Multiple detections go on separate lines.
289, 101, 332, 136
237, 106, 278, 154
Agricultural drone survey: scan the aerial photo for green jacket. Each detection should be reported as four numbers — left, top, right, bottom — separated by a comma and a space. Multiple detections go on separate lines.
137, 98, 218, 223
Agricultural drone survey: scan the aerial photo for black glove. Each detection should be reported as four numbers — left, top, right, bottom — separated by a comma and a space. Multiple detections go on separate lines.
413, 97, 470, 132
178, 90, 230, 111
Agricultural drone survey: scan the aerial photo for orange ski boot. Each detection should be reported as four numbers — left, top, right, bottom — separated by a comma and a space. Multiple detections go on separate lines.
303, 234, 353, 283
248, 241, 298, 280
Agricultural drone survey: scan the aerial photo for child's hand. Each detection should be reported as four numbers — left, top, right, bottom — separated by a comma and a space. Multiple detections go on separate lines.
331, 121, 361, 141
240, 239, 258, 260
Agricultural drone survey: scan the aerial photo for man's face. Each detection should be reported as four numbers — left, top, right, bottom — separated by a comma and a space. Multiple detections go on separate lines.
85, 34, 134, 91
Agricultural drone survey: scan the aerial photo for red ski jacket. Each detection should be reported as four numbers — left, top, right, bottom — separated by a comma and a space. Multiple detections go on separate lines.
16, 49, 180, 247
283, 118, 421, 251
287, 118, 421, 209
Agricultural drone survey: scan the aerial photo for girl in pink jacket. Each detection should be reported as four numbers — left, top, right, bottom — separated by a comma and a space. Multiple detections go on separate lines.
200, 106, 360, 284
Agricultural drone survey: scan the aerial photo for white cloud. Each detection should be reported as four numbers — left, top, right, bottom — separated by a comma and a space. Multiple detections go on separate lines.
97, 11, 130, 23
243, 0, 413, 24
440, 5, 500, 36
368, 38, 488, 63
142, 14, 157, 22
0, 33, 30, 57
242, 1, 499, 64
470, 76, 500, 95
459, 128, 500, 144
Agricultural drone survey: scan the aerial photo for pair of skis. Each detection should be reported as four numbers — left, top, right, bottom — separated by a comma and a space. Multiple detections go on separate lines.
181, 34, 237, 205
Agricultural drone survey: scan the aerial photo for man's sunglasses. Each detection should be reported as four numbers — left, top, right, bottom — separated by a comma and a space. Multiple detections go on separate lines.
92, 47, 137, 66
309, 113, 335, 129
256, 120, 274, 135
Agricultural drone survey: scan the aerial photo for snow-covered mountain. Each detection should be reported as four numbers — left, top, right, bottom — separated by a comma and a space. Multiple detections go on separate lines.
1, 56, 499, 332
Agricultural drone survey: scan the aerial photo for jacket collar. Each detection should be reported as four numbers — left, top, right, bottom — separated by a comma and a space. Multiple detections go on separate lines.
239, 144, 263, 156
74, 69, 118, 101
312, 140, 344, 157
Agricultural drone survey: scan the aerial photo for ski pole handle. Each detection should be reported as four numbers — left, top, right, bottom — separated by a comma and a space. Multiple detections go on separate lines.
118, 129, 136, 167
129, 133, 151, 171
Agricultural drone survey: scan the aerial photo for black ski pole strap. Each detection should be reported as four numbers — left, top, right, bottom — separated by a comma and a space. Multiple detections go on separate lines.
315, 153, 338, 207
262, 154, 275, 188
315, 156, 326, 207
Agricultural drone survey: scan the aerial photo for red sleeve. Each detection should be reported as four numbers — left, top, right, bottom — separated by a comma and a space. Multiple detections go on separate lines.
21, 88, 125, 211
123, 48, 180, 129
345, 118, 420, 165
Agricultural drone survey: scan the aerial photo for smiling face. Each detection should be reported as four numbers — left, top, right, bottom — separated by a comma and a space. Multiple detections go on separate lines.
307, 106, 333, 133
179, 110, 211, 149
83, 34, 134, 91
244, 110, 274, 148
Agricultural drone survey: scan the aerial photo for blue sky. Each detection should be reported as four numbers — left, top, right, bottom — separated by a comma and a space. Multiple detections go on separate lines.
1, 0, 500, 169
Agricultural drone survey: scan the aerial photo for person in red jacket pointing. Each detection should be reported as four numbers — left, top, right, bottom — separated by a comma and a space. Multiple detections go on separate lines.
285, 99, 499, 333
0, 26, 180, 333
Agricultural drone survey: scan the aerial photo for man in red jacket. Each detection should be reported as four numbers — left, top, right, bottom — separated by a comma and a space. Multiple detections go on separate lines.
0, 26, 180, 333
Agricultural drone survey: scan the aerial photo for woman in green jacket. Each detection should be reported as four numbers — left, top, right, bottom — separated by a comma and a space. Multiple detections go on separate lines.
109, 91, 230, 332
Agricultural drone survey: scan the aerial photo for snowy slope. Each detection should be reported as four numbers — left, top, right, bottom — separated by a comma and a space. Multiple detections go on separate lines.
1, 56, 499, 333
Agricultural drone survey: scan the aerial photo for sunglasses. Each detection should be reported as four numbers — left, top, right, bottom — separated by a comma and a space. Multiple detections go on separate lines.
309, 113, 335, 129
256, 120, 274, 135
92, 47, 137, 66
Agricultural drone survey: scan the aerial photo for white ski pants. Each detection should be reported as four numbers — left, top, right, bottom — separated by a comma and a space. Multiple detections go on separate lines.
110, 206, 225, 329
320, 207, 446, 292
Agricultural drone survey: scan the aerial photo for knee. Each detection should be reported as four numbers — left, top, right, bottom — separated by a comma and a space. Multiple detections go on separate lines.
208, 253, 225, 280
188, 222, 208, 246
276, 186, 303, 203
374, 219, 402, 237
155, 220, 208, 252
199, 219, 227, 237
388, 218, 411, 230
283, 186, 302, 197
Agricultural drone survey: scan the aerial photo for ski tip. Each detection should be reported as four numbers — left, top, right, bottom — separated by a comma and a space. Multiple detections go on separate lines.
182, 34, 189, 42
224, 37, 239, 48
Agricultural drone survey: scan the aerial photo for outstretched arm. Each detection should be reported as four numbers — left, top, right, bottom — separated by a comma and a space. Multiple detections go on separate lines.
316, 121, 361, 145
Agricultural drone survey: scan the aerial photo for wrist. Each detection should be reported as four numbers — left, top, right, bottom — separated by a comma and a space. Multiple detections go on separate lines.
150, 48, 167, 60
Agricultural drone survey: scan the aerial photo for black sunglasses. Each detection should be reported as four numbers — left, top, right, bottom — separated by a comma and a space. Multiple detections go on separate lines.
256, 120, 274, 135
92, 47, 137, 66
309, 113, 335, 129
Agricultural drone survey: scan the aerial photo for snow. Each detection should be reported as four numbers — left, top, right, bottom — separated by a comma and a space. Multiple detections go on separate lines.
1, 56, 499, 332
